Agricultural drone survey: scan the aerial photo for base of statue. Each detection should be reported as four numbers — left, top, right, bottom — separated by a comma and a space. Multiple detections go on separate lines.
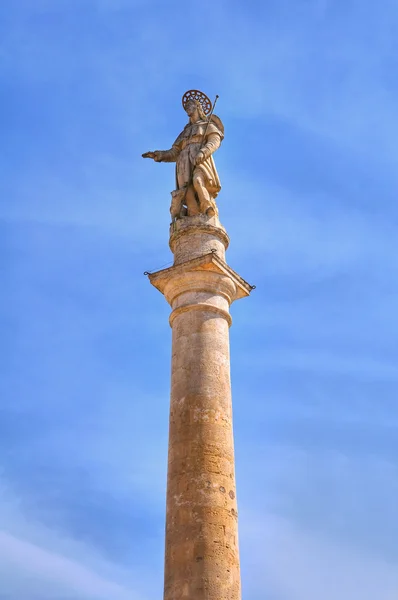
169, 214, 230, 266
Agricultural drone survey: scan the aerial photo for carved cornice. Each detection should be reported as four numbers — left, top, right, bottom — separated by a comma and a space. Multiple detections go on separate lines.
148, 252, 252, 302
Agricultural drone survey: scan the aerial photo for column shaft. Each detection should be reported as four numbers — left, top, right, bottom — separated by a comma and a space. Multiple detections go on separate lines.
164, 294, 240, 600
148, 215, 251, 600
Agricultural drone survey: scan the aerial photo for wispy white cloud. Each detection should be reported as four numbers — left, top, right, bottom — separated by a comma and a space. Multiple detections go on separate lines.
241, 512, 398, 600
198, 1, 398, 162
236, 444, 398, 584
0, 532, 135, 600
240, 348, 398, 381
222, 177, 398, 285
0, 481, 148, 600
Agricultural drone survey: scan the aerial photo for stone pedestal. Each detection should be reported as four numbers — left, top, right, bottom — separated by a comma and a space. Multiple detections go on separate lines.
149, 215, 252, 600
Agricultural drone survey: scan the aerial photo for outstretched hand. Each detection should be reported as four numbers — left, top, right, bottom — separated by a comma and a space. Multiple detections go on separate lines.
142, 151, 162, 162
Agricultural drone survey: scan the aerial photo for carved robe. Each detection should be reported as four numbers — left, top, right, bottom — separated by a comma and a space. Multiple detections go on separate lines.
157, 117, 224, 199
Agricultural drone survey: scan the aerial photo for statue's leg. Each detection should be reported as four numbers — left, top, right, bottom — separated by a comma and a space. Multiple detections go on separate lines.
170, 190, 183, 220
185, 184, 200, 216
193, 172, 216, 217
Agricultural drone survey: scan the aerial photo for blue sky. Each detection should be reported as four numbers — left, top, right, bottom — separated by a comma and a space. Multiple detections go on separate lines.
1, 0, 398, 598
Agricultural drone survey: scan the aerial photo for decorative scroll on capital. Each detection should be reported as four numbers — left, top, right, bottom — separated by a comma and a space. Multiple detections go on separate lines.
142, 90, 224, 221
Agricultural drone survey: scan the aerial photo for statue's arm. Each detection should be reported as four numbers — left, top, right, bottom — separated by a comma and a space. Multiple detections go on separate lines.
142, 144, 180, 163
196, 132, 221, 164
203, 132, 221, 156
157, 144, 180, 162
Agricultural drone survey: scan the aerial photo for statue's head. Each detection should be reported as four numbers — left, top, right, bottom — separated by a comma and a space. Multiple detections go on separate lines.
184, 99, 207, 121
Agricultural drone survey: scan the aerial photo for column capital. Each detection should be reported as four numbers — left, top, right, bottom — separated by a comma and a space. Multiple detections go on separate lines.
148, 252, 253, 306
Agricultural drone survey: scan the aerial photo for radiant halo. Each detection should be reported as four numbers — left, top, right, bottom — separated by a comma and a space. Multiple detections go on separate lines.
182, 90, 212, 115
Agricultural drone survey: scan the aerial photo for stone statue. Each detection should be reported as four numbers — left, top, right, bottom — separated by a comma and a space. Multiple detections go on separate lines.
142, 90, 224, 220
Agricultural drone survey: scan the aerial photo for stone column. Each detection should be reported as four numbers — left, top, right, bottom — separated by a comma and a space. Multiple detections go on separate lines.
149, 215, 252, 600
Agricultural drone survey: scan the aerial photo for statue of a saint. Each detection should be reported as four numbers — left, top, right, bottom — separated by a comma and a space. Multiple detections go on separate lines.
143, 90, 224, 219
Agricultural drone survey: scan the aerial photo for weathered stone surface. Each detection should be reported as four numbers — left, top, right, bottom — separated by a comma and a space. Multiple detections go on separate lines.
169, 214, 229, 265
149, 215, 251, 600
142, 90, 224, 219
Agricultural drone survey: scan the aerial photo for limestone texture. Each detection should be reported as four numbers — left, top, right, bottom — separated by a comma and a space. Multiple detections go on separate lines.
149, 214, 251, 600
142, 90, 224, 219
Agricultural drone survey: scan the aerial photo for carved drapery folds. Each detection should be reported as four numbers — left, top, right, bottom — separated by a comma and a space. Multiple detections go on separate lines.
142, 90, 224, 220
